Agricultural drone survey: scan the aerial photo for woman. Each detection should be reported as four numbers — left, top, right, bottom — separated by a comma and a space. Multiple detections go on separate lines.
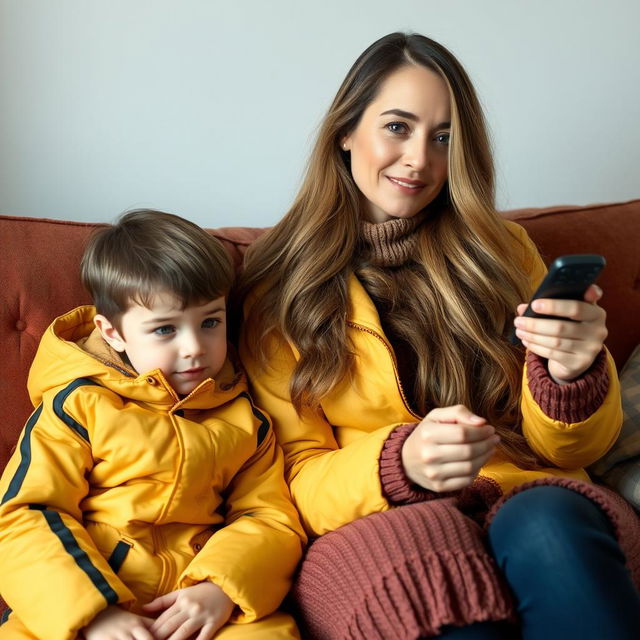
239, 33, 640, 639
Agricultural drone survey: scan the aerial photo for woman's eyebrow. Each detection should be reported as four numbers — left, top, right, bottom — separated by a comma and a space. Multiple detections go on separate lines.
379, 109, 451, 130
380, 108, 419, 121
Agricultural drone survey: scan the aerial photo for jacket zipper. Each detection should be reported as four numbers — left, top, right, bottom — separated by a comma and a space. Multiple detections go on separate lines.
347, 321, 420, 421
152, 526, 176, 597
152, 410, 184, 596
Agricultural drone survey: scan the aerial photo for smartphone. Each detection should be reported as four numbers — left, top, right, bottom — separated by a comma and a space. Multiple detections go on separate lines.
510, 254, 606, 346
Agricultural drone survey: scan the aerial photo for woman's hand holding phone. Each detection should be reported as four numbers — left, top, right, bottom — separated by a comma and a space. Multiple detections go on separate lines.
514, 283, 608, 384
512, 254, 608, 384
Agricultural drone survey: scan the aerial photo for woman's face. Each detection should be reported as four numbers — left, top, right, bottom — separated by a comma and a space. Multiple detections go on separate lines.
342, 64, 451, 224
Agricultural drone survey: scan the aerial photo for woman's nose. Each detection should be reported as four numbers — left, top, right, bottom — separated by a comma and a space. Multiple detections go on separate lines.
403, 137, 429, 171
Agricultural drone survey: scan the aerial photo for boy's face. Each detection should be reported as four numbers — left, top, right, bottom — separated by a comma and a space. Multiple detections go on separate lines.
98, 291, 228, 396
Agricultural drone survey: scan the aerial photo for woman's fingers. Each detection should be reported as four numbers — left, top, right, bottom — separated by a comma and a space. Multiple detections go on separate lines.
513, 290, 608, 382
420, 422, 496, 444
514, 309, 606, 338
418, 449, 497, 492
402, 406, 499, 492
425, 404, 486, 426
421, 437, 500, 464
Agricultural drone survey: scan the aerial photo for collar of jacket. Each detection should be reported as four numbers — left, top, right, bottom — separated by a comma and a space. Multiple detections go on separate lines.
346, 272, 390, 335
27, 305, 246, 411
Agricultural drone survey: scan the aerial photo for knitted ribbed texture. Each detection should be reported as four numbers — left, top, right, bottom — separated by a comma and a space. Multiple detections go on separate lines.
359, 212, 426, 267
379, 423, 443, 504
293, 500, 513, 639
526, 348, 608, 423
486, 476, 640, 590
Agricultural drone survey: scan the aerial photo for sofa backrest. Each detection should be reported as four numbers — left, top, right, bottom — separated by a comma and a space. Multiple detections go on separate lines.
1, 199, 639, 474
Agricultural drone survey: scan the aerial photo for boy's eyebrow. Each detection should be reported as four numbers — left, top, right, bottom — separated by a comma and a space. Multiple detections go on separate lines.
203, 306, 225, 315
141, 306, 226, 324
142, 315, 180, 325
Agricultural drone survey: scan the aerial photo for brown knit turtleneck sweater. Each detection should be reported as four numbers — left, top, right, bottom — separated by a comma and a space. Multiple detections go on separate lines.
358, 211, 426, 267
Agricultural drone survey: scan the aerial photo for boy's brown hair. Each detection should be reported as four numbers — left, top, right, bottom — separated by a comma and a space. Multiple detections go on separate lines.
81, 209, 233, 325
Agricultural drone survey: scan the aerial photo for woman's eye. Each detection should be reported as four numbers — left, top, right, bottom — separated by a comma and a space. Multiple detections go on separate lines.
153, 325, 175, 336
202, 318, 220, 329
435, 132, 451, 145
386, 122, 408, 135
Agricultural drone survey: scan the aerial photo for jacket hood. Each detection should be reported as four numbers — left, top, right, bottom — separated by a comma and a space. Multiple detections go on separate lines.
27, 306, 246, 410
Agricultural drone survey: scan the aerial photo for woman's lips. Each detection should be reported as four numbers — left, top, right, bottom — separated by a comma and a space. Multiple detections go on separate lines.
386, 176, 426, 193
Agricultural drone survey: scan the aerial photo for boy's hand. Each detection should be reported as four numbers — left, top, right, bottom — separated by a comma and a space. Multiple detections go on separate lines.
143, 581, 235, 640
514, 284, 607, 384
81, 605, 155, 640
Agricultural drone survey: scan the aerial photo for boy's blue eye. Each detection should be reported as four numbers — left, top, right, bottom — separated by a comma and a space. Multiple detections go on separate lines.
153, 325, 175, 336
202, 318, 220, 329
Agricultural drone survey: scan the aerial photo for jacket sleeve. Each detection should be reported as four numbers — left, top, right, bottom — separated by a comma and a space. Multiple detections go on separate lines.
508, 222, 624, 468
521, 350, 622, 468
0, 389, 135, 640
179, 419, 305, 623
239, 326, 408, 537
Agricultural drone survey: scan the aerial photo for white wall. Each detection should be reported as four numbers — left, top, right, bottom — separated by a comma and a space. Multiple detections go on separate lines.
1, 0, 638, 227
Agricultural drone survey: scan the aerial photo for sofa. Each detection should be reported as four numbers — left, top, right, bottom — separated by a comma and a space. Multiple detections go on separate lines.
1, 199, 640, 616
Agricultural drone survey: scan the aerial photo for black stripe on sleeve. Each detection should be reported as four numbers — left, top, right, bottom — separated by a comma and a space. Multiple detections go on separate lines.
1, 404, 43, 505
53, 378, 101, 443
238, 392, 271, 446
29, 504, 119, 605
0, 607, 12, 625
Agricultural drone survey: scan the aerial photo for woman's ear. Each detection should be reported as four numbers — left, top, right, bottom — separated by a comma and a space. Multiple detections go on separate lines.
94, 314, 127, 352
341, 134, 352, 152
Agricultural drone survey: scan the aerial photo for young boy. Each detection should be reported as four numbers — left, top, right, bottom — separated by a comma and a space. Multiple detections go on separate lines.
0, 210, 305, 640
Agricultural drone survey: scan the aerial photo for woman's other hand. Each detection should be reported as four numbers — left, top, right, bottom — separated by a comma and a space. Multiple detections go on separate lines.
514, 284, 607, 384
401, 405, 499, 492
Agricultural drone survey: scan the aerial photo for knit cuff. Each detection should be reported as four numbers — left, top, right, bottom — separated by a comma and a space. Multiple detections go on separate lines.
379, 423, 441, 505
526, 348, 609, 423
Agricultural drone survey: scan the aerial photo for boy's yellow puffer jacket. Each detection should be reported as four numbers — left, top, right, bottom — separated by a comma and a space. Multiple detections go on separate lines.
240, 222, 622, 536
0, 306, 305, 640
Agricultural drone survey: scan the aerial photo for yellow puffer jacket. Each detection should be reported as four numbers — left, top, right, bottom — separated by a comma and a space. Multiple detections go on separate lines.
0, 306, 305, 640
240, 222, 622, 536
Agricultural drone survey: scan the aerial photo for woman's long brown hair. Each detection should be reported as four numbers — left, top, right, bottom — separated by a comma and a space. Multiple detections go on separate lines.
239, 33, 546, 469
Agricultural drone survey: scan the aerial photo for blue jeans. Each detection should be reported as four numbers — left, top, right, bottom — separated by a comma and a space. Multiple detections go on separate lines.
437, 485, 640, 639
